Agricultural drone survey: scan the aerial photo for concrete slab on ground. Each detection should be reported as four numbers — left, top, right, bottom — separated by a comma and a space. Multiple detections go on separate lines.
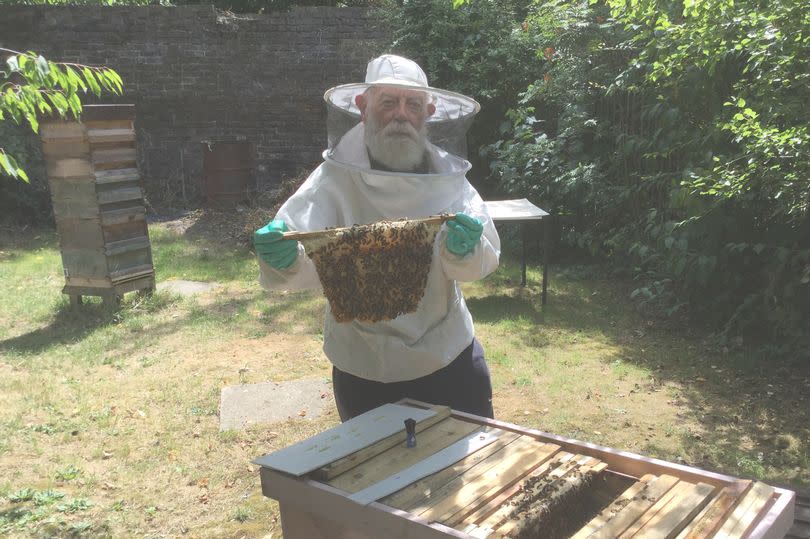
219, 378, 332, 431
156, 279, 220, 296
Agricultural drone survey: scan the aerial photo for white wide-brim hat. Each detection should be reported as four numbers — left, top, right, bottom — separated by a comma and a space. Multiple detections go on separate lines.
324, 54, 480, 123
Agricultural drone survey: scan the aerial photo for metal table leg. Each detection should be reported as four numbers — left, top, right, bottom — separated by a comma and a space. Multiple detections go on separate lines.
542, 216, 550, 305
520, 223, 527, 287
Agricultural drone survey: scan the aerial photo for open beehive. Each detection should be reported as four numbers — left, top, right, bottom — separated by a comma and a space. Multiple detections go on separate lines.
256, 399, 795, 539
287, 216, 452, 323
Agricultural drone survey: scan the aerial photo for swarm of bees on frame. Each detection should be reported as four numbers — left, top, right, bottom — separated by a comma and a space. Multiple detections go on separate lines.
301, 219, 442, 323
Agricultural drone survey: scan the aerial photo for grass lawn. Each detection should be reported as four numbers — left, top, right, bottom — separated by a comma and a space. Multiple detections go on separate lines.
0, 218, 807, 538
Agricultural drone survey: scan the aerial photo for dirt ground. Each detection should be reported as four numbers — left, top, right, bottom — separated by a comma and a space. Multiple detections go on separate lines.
147, 173, 307, 249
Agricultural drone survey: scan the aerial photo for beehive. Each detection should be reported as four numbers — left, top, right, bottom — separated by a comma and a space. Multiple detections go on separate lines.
257, 399, 796, 539
39, 104, 154, 307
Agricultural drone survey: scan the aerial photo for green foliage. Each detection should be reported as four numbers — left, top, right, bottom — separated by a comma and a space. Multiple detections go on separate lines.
6, 488, 36, 503
600, 0, 810, 350
55, 498, 92, 513
54, 463, 82, 482
379, 0, 540, 183
0, 48, 123, 182
418, 0, 809, 353
2, 0, 153, 4
172, 0, 377, 13
483, 0, 625, 219
0, 122, 51, 225
1, 488, 67, 535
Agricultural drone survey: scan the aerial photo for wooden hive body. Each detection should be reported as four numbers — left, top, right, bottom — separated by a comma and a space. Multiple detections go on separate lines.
39, 105, 154, 307
258, 399, 795, 539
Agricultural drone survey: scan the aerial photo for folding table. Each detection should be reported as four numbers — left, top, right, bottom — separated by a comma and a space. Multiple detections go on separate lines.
483, 198, 551, 304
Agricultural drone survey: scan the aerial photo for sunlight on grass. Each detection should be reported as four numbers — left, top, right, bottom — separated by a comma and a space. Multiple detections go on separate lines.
1, 229, 808, 537
0, 240, 64, 339
149, 226, 256, 283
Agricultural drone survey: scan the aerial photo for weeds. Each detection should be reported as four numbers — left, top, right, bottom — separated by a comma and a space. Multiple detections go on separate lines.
54, 464, 81, 482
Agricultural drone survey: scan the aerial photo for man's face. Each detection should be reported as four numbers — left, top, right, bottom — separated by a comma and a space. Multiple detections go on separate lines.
356, 86, 437, 171
362, 87, 434, 131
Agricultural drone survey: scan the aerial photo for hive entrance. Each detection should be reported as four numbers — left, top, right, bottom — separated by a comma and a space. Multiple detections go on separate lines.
294, 217, 449, 323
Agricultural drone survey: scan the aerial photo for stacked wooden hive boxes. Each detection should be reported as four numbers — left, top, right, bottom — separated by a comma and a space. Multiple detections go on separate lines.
40, 104, 154, 306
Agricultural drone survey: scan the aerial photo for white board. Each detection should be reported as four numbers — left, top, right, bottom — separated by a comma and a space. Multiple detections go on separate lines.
484, 198, 549, 221
348, 430, 500, 505
253, 403, 436, 476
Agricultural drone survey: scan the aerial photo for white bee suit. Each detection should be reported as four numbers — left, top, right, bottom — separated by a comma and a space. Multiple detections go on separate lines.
258, 123, 501, 383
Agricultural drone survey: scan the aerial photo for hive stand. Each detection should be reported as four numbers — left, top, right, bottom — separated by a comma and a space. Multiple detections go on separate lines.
39, 105, 155, 308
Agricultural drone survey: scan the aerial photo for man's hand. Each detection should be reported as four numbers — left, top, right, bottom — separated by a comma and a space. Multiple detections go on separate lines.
254, 219, 298, 269
446, 213, 483, 256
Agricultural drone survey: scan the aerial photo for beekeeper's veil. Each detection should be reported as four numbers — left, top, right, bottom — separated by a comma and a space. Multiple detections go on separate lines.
324, 54, 480, 171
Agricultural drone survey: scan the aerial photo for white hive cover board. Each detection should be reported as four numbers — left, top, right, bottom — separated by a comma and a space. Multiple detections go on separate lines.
484, 198, 549, 221
253, 403, 437, 476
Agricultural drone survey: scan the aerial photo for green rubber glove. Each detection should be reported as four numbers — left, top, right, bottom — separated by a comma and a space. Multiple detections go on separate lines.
254, 219, 298, 269
446, 213, 484, 256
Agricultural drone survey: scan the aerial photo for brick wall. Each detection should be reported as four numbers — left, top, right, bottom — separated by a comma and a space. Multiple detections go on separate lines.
0, 5, 385, 204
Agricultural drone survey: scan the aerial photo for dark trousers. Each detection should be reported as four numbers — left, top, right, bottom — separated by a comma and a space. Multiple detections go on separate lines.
332, 338, 494, 421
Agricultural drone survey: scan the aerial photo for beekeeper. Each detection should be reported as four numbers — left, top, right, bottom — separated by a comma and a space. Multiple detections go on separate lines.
255, 54, 501, 420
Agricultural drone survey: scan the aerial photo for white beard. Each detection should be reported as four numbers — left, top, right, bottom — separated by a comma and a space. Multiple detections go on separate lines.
364, 115, 428, 172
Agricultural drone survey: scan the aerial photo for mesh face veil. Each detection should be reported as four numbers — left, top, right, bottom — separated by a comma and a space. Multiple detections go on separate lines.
323, 55, 480, 173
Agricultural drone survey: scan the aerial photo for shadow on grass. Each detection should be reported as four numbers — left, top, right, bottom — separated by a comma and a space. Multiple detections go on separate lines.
0, 301, 119, 356
479, 259, 810, 488
0, 288, 324, 360
466, 294, 542, 325
551, 275, 810, 487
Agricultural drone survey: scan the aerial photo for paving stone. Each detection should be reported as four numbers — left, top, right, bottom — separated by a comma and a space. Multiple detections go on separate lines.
156, 279, 219, 296
219, 378, 332, 431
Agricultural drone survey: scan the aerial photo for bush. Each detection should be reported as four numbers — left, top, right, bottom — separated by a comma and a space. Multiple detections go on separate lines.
390, 0, 810, 355
0, 123, 52, 226
379, 0, 540, 188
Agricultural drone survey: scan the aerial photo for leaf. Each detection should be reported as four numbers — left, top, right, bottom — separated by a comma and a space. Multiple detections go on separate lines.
82, 67, 101, 96
100, 69, 123, 94
54, 65, 71, 93
0, 151, 15, 176
27, 113, 39, 133
66, 66, 87, 92
36, 55, 50, 79
68, 92, 82, 118
48, 92, 69, 116
35, 96, 52, 115
6, 55, 19, 72
0, 151, 30, 183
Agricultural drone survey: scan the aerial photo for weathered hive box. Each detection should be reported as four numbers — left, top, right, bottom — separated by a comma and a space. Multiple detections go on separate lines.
39, 104, 154, 306
256, 399, 795, 539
